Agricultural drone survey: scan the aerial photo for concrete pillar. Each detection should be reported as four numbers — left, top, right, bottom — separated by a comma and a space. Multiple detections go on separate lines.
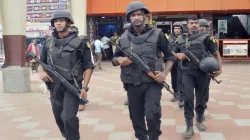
70, 0, 87, 36
70, 0, 95, 63
1, 0, 31, 93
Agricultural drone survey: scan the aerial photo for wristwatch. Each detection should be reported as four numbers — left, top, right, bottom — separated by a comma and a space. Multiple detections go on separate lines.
82, 87, 89, 92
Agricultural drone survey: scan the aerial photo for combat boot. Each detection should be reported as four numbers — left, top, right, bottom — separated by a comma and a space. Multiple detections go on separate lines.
178, 100, 184, 108
183, 127, 195, 138
196, 114, 207, 131
183, 119, 194, 138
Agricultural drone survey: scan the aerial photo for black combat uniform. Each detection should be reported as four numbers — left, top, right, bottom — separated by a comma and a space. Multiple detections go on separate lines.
112, 25, 174, 140
175, 31, 218, 130
204, 37, 217, 107
168, 33, 184, 103
40, 26, 94, 140
169, 33, 178, 95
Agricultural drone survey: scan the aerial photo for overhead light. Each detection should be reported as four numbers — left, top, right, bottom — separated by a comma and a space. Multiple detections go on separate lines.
102, 17, 105, 18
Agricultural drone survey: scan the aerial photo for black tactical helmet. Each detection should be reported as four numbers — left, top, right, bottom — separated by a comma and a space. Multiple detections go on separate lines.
173, 22, 183, 30
50, 11, 74, 27
126, 1, 150, 21
199, 19, 209, 27
199, 57, 219, 73
123, 23, 131, 29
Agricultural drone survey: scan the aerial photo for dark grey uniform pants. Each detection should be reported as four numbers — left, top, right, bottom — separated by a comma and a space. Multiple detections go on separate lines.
204, 77, 211, 103
182, 69, 208, 120
170, 63, 178, 95
177, 64, 184, 101
50, 85, 80, 140
126, 82, 163, 140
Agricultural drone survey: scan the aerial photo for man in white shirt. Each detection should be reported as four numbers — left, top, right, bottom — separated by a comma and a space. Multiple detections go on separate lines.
101, 34, 110, 61
93, 36, 105, 70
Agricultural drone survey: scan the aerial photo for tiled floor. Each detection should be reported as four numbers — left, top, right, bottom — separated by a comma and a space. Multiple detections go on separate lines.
0, 61, 250, 140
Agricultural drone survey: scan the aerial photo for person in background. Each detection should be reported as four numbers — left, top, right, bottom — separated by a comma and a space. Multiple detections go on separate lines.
101, 34, 110, 60
27, 39, 40, 72
110, 31, 120, 54
94, 35, 105, 70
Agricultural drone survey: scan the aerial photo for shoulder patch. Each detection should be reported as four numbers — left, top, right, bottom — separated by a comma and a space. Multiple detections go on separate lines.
86, 41, 91, 48
210, 36, 216, 43
165, 34, 169, 39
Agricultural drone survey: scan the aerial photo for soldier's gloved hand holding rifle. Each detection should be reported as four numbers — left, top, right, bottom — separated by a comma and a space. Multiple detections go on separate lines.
116, 57, 168, 83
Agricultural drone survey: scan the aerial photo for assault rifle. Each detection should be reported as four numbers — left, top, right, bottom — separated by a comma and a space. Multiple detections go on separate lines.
174, 41, 222, 84
26, 52, 89, 104
108, 39, 175, 96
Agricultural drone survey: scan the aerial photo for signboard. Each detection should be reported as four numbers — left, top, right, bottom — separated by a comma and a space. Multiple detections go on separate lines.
26, 0, 70, 23
87, 17, 96, 44
223, 44, 248, 56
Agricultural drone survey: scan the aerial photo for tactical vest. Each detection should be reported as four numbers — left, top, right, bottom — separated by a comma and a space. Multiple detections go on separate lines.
168, 34, 175, 44
168, 34, 182, 65
119, 28, 163, 85
176, 32, 209, 69
168, 34, 177, 51
45, 36, 84, 83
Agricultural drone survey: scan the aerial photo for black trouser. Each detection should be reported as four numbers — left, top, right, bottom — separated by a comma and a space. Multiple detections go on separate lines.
50, 85, 80, 140
177, 64, 184, 101
126, 82, 163, 140
170, 63, 178, 96
204, 77, 211, 103
182, 69, 208, 121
